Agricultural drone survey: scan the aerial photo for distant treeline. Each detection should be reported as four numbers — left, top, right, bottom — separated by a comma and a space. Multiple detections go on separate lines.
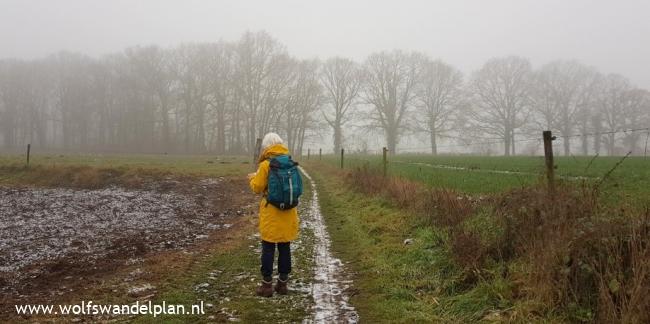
0, 31, 648, 155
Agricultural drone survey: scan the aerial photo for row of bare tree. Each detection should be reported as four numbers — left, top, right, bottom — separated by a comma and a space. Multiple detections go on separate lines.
0, 31, 321, 155
1, 31, 648, 156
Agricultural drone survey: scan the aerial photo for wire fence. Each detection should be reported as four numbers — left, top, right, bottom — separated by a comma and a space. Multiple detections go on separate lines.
305, 128, 649, 191
306, 127, 650, 157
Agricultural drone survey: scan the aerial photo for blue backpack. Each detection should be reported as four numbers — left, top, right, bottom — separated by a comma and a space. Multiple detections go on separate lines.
266, 155, 303, 210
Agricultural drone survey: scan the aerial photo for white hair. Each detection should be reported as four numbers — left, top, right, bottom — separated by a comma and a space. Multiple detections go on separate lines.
261, 132, 284, 150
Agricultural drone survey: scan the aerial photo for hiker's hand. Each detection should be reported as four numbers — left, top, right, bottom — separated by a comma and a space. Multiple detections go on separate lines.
247, 172, 256, 180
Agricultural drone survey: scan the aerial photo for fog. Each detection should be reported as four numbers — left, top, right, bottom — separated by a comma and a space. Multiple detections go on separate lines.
0, 0, 649, 156
3, 0, 649, 88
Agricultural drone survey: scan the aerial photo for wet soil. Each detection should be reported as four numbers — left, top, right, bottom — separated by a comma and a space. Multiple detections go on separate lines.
0, 176, 255, 320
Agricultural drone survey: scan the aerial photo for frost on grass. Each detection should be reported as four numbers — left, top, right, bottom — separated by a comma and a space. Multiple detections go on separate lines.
0, 182, 232, 287
299, 168, 359, 324
127, 283, 156, 296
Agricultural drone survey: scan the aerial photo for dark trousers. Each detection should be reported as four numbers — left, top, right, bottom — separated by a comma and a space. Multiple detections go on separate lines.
261, 240, 291, 281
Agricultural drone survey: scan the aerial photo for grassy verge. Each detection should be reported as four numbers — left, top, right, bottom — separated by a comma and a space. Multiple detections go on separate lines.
308, 163, 500, 322
307, 161, 650, 323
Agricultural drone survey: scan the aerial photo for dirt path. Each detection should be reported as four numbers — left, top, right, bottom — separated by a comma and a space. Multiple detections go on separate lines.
300, 168, 358, 323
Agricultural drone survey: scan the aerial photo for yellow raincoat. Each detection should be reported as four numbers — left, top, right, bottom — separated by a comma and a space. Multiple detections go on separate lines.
249, 143, 299, 243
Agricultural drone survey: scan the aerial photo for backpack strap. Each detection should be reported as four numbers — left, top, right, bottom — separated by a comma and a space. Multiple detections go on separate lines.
264, 156, 278, 208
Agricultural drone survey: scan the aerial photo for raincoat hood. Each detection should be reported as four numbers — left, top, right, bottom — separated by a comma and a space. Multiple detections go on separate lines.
260, 143, 290, 162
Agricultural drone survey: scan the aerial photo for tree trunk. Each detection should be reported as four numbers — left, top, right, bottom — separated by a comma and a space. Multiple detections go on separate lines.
216, 107, 226, 154
504, 126, 511, 156
430, 130, 437, 155
333, 121, 342, 154
581, 137, 588, 155
248, 112, 256, 154
160, 95, 171, 153
183, 98, 192, 154
196, 104, 206, 153
510, 129, 516, 156
386, 126, 398, 154
607, 134, 616, 155
562, 109, 571, 156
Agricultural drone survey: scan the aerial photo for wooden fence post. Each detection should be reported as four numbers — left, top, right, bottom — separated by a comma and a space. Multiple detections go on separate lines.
26, 144, 31, 167
543, 131, 556, 195
340, 148, 345, 169
253, 138, 262, 170
382, 147, 388, 177
307, 148, 310, 160
319, 148, 322, 160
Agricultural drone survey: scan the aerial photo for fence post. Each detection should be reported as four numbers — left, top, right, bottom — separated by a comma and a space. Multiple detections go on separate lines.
543, 131, 556, 195
307, 148, 310, 160
26, 144, 31, 167
340, 148, 345, 169
319, 148, 322, 160
253, 138, 262, 170
382, 147, 388, 177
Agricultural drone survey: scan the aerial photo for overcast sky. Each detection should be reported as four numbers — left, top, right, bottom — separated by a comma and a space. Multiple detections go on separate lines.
1, 0, 649, 88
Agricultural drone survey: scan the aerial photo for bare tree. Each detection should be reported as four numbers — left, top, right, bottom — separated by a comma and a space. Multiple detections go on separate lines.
320, 57, 362, 153
124, 46, 175, 152
531, 60, 599, 155
0, 61, 26, 149
414, 58, 463, 154
283, 59, 323, 154
257, 53, 294, 141
469, 56, 533, 156
3, 30, 650, 158
170, 44, 212, 153
49, 52, 97, 150
235, 31, 288, 152
362, 50, 422, 153
574, 72, 603, 155
204, 42, 235, 154
620, 88, 650, 153
0, 60, 53, 149
598, 74, 632, 155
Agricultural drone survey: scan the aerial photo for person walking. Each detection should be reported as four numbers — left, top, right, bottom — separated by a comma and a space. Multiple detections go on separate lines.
248, 132, 302, 297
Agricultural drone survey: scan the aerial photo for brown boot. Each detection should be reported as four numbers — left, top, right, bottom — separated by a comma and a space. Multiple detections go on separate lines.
274, 278, 288, 295
256, 280, 273, 297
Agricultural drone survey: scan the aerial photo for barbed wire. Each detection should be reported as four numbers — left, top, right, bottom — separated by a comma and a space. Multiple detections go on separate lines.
555, 127, 650, 139
395, 127, 650, 153
326, 126, 650, 154
396, 137, 541, 152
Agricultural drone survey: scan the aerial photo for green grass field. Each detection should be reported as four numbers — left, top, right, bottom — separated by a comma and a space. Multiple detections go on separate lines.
321, 154, 650, 205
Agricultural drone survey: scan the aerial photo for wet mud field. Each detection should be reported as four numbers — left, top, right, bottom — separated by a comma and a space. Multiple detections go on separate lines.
0, 176, 254, 317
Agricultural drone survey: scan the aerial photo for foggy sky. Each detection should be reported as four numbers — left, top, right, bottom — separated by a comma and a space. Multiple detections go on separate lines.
1, 0, 649, 88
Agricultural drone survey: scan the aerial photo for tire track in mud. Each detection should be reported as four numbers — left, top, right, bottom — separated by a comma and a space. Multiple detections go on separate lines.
299, 168, 358, 324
